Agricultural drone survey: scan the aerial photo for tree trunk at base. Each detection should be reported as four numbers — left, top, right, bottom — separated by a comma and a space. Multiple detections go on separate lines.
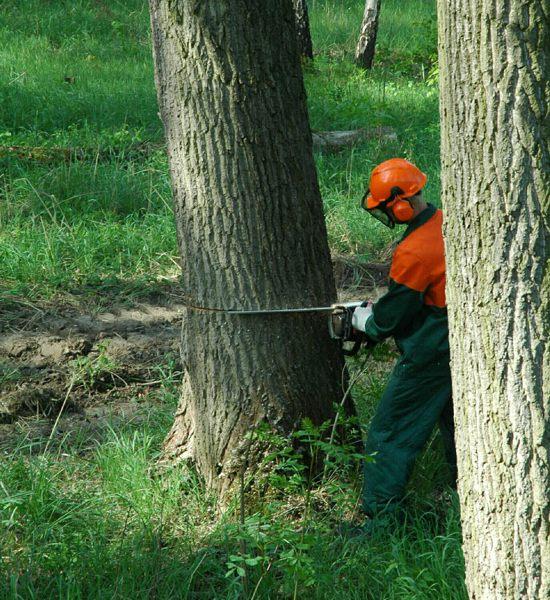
355, 0, 381, 69
149, 0, 344, 500
438, 0, 549, 597
293, 0, 313, 61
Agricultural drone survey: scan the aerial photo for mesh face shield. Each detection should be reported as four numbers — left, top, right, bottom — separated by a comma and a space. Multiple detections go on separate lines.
361, 191, 395, 229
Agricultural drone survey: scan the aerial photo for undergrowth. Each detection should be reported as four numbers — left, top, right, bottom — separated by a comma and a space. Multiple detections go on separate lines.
0, 354, 465, 599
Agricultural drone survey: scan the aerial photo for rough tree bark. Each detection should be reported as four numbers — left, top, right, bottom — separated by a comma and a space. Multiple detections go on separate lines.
148, 0, 344, 499
438, 0, 549, 598
293, 0, 313, 60
355, 0, 381, 69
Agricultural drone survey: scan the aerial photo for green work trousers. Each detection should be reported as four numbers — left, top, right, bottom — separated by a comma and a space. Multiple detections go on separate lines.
362, 357, 456, 516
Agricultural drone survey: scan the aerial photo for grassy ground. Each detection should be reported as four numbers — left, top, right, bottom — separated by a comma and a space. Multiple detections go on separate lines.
1, 352, 464, 600
0, 0, 440, 299
0, 1, 466, 598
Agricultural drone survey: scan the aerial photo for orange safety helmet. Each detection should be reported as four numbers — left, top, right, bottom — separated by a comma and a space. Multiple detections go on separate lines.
361, 158, 427, 228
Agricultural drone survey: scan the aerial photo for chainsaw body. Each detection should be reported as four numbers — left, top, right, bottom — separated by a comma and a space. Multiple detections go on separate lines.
328, 301, 369, 356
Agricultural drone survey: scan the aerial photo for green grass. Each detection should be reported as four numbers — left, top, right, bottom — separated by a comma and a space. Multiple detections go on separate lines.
0, 157, 176, 295
0, 0, 156, 144
0, 357, 465, 600
0, 0, 440, 298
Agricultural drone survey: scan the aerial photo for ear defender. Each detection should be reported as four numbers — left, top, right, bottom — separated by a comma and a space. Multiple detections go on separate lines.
388, 197, 414, 222
387, 186, 414, 222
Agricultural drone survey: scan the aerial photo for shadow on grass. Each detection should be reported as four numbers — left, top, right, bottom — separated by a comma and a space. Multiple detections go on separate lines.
1, 498, 466, 600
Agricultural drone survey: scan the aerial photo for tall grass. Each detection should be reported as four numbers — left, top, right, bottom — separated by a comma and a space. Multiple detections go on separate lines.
0, 0, 156, 143
0, 0, 440, 298
0, 358, 465, 599
0, 153, 178, 296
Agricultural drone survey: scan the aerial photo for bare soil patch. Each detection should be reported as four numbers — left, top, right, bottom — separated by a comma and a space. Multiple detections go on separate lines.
0, 291, 184, 449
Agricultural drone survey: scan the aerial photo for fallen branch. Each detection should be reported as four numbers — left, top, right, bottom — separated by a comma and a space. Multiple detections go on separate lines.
0, 127, 397, 164
332, 253, 391, 290
312, 126, 397, 151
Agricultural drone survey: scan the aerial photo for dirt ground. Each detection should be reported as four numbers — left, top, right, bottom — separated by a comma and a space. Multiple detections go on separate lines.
0, 259, 388, 450
0, 289, 185, 450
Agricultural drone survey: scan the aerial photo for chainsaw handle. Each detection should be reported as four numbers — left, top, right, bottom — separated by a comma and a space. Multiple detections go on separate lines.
342, 339, 362, 356
328, 301, 373, 356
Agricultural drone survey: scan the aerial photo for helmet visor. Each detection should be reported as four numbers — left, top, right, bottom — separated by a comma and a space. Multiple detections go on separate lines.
367, 207, 395, 229
360, 190, 371, 211
360, 191, 395, 229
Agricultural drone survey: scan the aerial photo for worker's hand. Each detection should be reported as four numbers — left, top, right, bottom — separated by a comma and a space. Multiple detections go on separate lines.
351, 302, 373, 332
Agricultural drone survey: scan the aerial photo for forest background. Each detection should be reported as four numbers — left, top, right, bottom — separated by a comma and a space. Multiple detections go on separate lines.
0, 1, 466, 598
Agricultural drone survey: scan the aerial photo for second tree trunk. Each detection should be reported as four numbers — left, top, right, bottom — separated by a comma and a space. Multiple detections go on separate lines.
439, 0, 549, 597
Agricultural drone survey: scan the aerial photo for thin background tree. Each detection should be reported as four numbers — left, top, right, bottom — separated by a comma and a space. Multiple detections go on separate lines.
293, 0, 313, 61
355, 0, 381, 69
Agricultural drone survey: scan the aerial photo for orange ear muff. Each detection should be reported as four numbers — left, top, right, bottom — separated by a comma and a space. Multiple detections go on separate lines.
387, 197, 414, 222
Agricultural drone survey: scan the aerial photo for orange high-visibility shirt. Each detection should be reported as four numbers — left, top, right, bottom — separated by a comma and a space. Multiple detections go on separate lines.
364, 204, 449, 369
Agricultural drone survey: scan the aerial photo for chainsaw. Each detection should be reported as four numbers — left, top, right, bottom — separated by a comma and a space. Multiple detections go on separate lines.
228, 301, 369, 356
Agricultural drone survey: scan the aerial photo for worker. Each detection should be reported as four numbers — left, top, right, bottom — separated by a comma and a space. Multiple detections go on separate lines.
351, 157, 456, 526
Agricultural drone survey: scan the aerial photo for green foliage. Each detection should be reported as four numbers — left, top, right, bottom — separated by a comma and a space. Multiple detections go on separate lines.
0, 358, 465, 599
69, 341, 118, 391
0, 366, 22, 385
0, 349, 463, 599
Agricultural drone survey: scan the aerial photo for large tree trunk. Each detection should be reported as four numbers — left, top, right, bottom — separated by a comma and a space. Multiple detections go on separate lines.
149, 1, 344, 500
438, 1, 549, 598
293, 0, 313, 60
355, 0, 381, 69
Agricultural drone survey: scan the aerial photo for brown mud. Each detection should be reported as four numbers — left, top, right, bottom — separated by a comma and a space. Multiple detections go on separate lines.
0, 291, 184, 449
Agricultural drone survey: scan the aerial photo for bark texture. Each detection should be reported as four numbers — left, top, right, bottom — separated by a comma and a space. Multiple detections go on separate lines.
438, 0, 549, 597
149, 0, 344, 499
293, 0, 313, 60
355, 0, 381, 69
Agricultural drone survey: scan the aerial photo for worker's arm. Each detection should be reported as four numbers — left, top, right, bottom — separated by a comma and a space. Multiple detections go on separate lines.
358, 247, 429, 343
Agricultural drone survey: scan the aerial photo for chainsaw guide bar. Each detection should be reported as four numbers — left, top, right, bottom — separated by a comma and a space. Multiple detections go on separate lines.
228, 306, 333, 315
185, 301, 367, 356
227, 301, 361, 315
